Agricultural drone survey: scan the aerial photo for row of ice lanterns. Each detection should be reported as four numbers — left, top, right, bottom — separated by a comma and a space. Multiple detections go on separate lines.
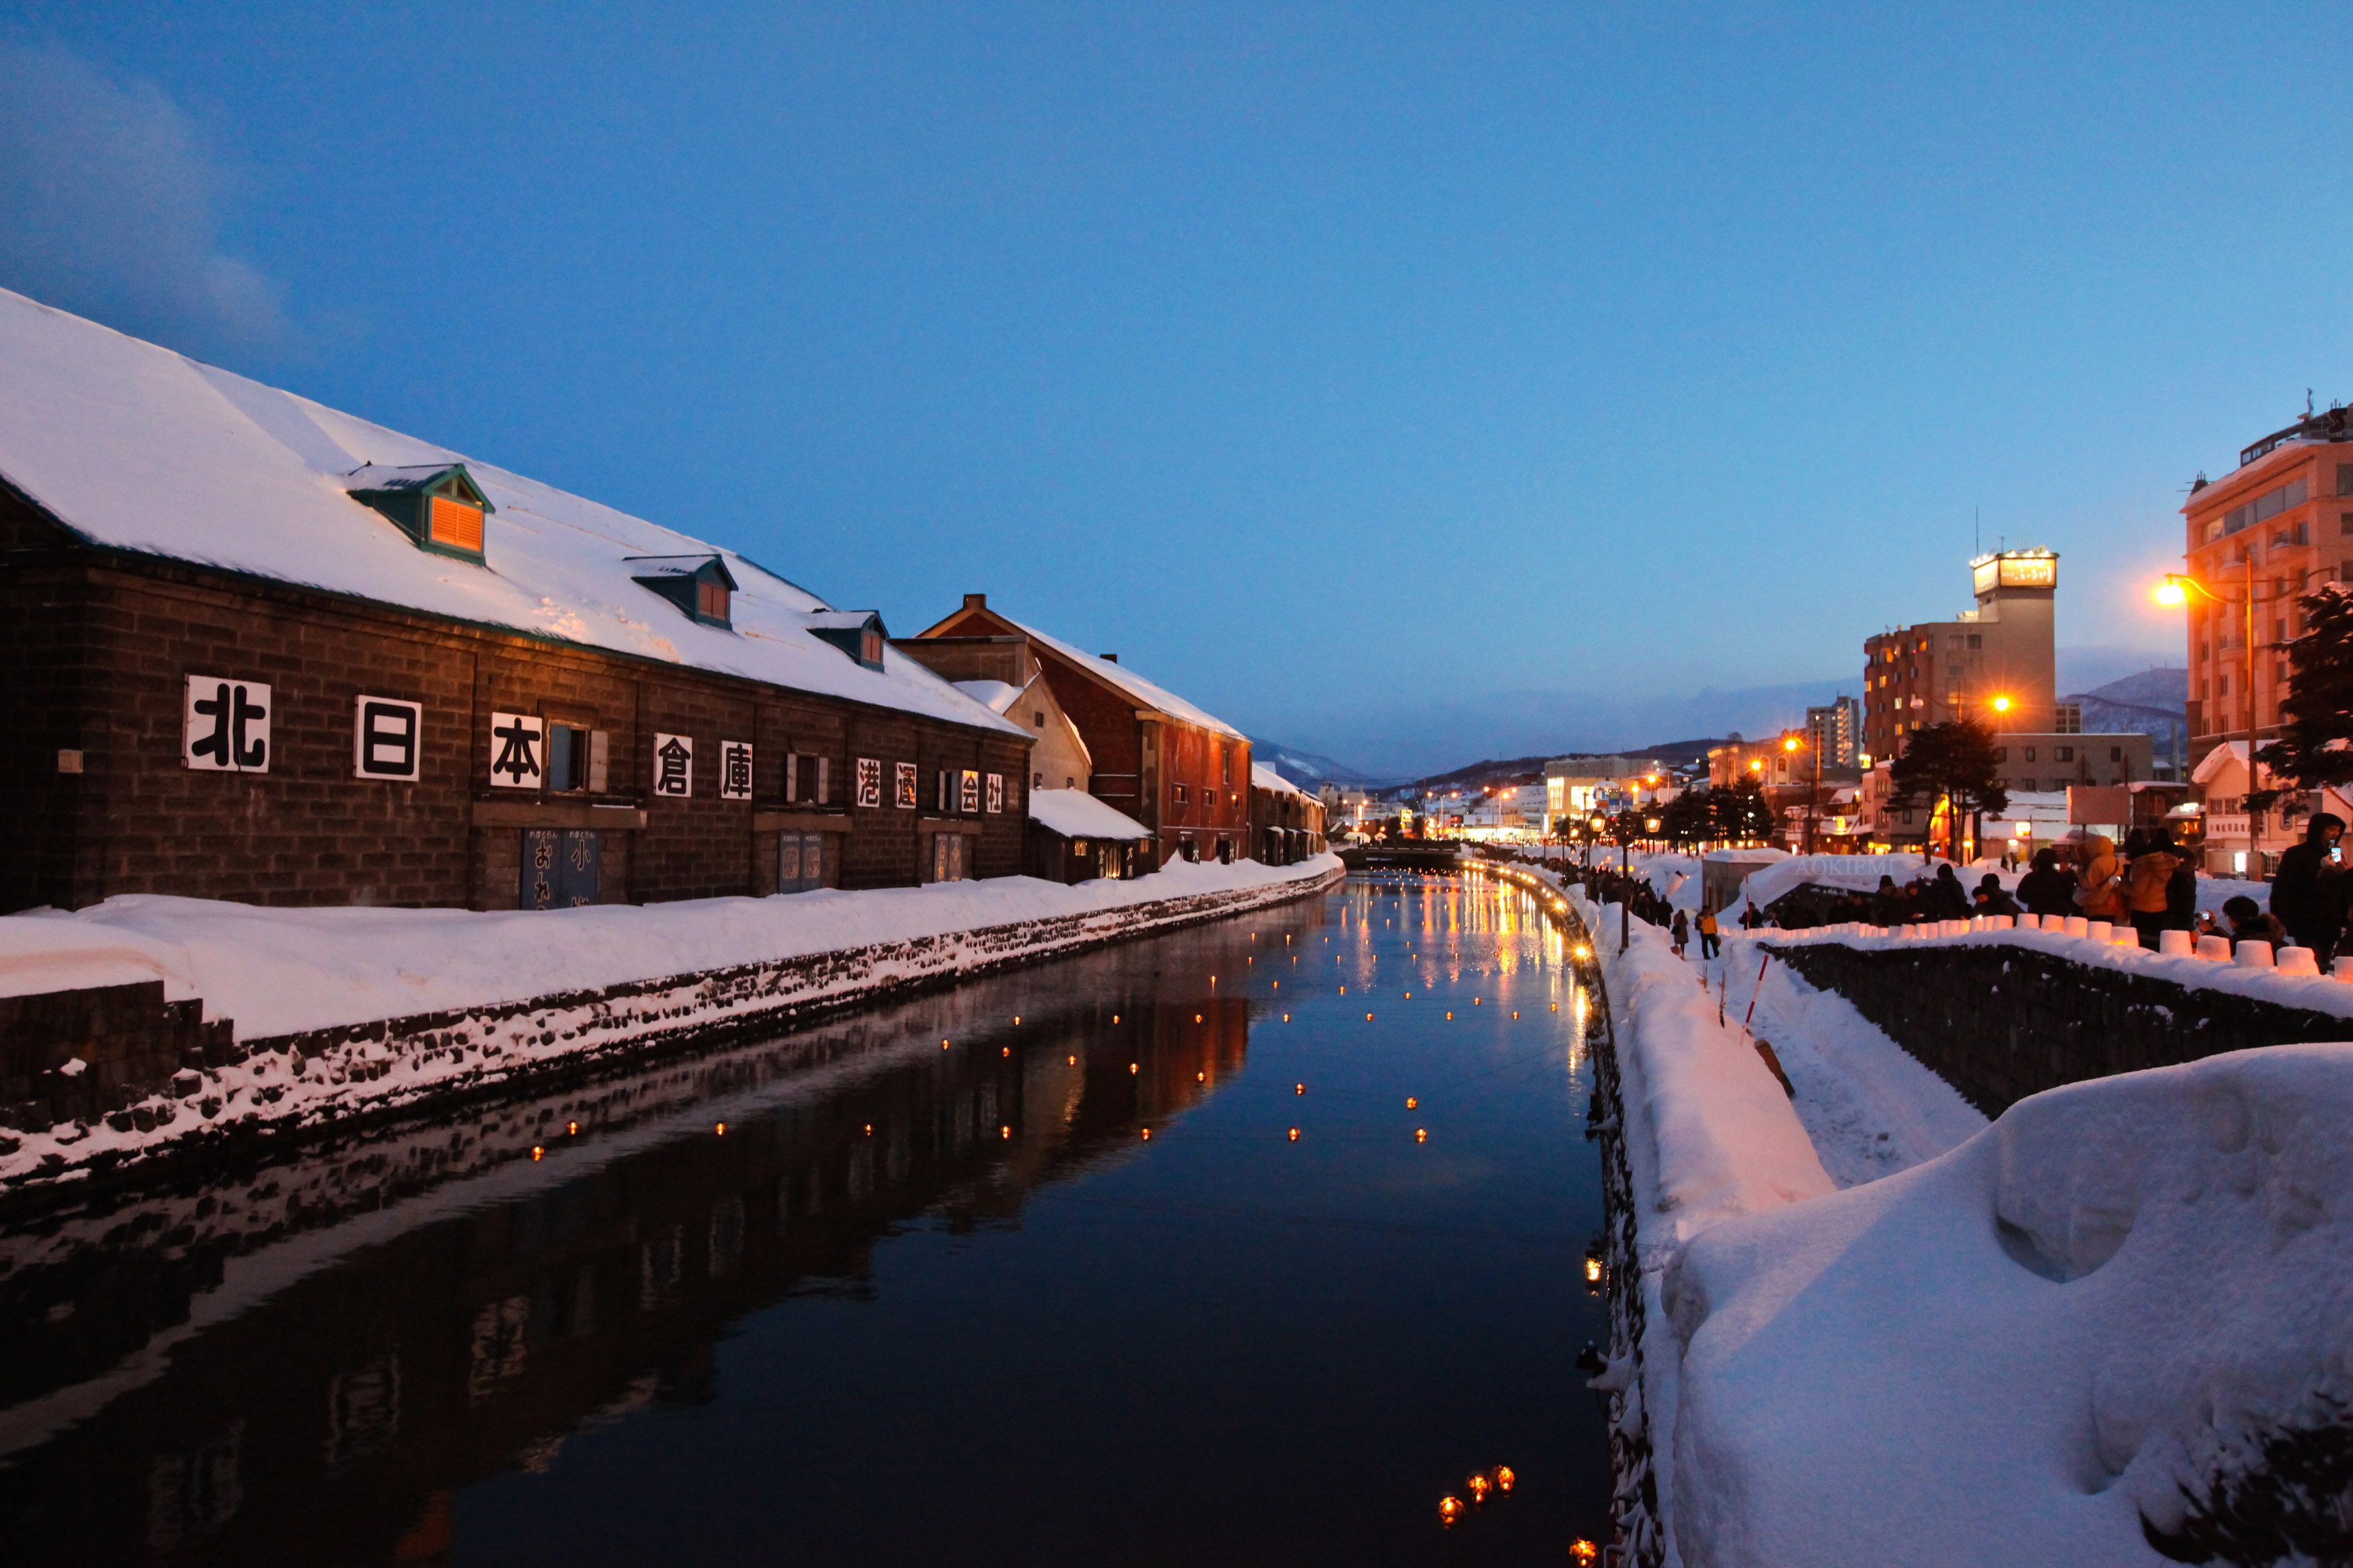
1775, 914, 2348, 979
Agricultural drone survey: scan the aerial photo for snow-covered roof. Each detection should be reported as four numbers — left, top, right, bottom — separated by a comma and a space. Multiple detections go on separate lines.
2192, 740, 2250, 785
953, 679, 1024, 715
992, 614, 1244, 741
1250, 761, 1309, 798
0, 288, 1021, 737
1027, 788, 1153, 841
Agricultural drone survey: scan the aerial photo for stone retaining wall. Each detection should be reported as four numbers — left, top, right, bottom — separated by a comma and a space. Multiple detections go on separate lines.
1769, 940, 2353, 1115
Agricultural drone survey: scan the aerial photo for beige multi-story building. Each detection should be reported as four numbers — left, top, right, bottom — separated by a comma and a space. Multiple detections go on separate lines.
1863, 549, 2061, 761
2177, 405, 2353, 874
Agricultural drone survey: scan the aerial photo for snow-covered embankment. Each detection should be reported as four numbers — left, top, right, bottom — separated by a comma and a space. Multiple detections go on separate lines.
1564, 880, 2353, 1568
0, 854, 1342, 1188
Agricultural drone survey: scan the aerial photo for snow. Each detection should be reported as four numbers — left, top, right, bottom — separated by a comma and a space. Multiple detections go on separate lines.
986, 612, 1246, 741
1025, 788, 1152, 841
1250, 761, 1309, 797
0, 854, 1341, 1185
952, 679, 1025, 715
1509, 856, 2353, 1566
0, 288, 1021, 737
1663, 1043, 2353, 1567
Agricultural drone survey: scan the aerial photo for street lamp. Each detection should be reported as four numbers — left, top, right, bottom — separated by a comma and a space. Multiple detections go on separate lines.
1990, 694, 2012, 716
2155, 564, 2329, 860
1784, 732, 1823, 855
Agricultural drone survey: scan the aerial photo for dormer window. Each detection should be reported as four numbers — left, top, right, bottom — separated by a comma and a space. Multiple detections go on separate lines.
346, 464, 493, 563
806, 610, 889, 671
626, 554, 737, 628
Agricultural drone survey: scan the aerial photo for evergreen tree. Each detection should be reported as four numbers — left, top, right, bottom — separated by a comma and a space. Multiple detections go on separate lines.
1888, 719, 2009, 860
2255, 584, 2353, 791
1713, 777, 1773, 843
1658, 789, 1714, 848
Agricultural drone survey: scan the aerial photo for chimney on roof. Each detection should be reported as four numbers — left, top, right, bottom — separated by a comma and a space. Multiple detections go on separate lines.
963, 593, 986, 612
1102, 653, 1118, 663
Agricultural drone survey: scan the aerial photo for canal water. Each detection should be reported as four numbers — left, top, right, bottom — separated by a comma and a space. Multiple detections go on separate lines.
0, 873, 1613, 1565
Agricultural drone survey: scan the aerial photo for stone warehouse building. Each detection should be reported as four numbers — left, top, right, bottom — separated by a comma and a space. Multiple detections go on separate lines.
0, 289, 1031, 913
904, 597, 1255, 868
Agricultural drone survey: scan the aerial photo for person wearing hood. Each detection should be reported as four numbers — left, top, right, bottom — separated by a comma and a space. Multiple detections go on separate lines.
2271, 812, 2348, 958
2124, 829, 2188, 949
1927, 862, 1971, 919
2016, 847, 2074, 919
2075, 833, 2125, 921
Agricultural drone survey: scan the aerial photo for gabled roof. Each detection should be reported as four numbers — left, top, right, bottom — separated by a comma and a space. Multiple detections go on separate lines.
0, 288, 1019, 738
953, 679, 1024, 715
1250, 761, 1308, 798
624, 552, 735, 585
1027, 788, 1153, 841
345, 462, 491, 508
927, 606, 1245, 741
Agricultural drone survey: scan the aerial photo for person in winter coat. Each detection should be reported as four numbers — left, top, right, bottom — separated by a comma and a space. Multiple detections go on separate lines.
1972, 874, 2022, 918
2222, 895, 2290, 952
2075, 833, 2125, 921
2123, 831, 2186, 950
1696, 907, 1720, 960
1671, 908, 1690, 956
2016, 848, 2074, 919
1927, 863, 1971, 919
2269, 813, 2347, 958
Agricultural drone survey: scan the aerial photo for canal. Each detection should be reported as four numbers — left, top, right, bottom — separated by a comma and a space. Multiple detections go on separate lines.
0, 872, 1613, 1565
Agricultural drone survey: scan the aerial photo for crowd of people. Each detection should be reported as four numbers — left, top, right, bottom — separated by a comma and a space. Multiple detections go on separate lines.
1519, 812, 2353, 962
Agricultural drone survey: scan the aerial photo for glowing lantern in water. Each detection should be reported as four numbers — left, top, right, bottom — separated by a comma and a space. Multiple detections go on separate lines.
1415, 1128, 1427, 1143
1495, 1465, 1515, 1493
1439, 1497, 1464, 1526
1466, 1473, 1490, 1502
1405, 1096, 1417, 1109
1572, 1540, 1598, 1564
1287, 1127, 1300, 1141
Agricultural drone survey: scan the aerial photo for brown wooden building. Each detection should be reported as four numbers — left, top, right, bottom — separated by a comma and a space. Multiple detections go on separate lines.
904, 596, 1253, 868
1249, 763, 1326, 865
0, 289, 1030, 913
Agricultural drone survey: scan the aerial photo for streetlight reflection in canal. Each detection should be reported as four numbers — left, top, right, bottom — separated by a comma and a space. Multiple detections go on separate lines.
0, 871, 1614, 1565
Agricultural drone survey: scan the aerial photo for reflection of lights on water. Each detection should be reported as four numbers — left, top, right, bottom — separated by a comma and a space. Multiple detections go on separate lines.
1467, 1473, 1490, 1502
1439, 1496, 1464, 1526
1572, 1540, 1598, 1564
1496, 1465, 1515, 1493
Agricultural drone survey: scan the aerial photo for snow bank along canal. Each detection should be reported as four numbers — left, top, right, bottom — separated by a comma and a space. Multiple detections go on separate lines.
1552, 863, 2353, 1568
0, 872, 1620, 1565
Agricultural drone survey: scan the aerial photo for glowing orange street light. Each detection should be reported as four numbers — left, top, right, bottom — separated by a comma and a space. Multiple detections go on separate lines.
1989, 694, 2013, 715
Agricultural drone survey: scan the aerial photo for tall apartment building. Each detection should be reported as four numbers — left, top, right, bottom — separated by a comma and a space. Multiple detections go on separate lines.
1862, 549, 2061, 762
1806, 696, 1862, 768
2178, 404, 2353, 873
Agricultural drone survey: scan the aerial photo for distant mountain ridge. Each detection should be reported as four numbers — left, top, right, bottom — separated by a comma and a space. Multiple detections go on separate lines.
1248, 741, 1395, 791
2065, 668, 2186, 769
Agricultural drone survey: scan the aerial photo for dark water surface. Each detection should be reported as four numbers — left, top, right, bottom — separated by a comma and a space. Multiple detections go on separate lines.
0, 874, 1611, 1565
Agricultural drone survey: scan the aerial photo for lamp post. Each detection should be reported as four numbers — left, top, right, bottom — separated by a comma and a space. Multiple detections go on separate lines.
1783, 732, 1821, 856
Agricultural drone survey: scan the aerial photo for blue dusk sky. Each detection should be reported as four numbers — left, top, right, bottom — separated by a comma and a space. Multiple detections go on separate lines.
2, 4, 2348, 777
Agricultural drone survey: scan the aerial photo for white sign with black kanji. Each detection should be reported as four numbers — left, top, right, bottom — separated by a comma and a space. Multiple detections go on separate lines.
185, 675, 272, 773
959, 769, 980, 813
354, 696, 423, 781
488, 711, 544, 789
855, 756, 883, 809
653, 733, 694, 797
718, 739, 754, 801
985, 772, 1004, 813
894, 760, 918, 809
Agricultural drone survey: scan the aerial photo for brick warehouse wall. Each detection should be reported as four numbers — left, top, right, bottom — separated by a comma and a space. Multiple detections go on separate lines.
1768, 939, 2353, 1116
1, 506, 1029, 912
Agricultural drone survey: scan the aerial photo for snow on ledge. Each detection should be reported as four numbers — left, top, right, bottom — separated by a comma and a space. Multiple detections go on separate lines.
0, 856, 1341, 1187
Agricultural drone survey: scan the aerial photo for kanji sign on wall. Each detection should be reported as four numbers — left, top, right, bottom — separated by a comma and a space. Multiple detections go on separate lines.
855, 756, 883, 808
488, 711, 545, 788
959, 769, 981, 813
653, 733, 694, 797
184, 675, 271, 772
718, 740, 754, 801
354, 696, 423, 781
894, 761, 918, 809
985, 772, 1004, 813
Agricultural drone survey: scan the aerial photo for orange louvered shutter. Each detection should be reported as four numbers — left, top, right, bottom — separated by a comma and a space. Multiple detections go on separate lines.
429, 497, 484, 552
